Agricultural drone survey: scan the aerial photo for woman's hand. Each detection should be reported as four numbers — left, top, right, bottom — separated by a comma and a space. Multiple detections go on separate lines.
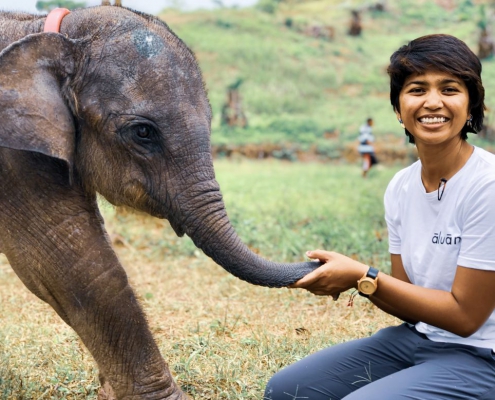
290, 249, 368, 299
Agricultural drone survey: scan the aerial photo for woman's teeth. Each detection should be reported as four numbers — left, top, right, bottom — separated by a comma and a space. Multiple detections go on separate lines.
419, 117, 447, 124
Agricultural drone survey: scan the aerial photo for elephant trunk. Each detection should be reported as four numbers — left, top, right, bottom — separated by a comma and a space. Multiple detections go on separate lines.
172, 174, 322, 288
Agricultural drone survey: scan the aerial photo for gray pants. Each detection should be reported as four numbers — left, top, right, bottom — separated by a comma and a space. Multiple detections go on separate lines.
264, 324, 495, 400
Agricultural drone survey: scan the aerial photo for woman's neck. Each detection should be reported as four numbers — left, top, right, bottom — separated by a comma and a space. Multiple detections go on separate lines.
417, 139, 473, 193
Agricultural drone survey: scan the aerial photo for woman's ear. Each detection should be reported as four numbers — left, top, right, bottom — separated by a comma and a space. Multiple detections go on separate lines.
394, 107, 401, 120
0, 33, 77, 179
394, 108, 406, 129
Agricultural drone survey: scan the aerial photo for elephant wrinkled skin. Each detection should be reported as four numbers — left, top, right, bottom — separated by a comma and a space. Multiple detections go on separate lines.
0, 5, 320, 399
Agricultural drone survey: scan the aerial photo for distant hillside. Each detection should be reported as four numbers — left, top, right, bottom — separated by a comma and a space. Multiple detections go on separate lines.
158, 0, 495, 159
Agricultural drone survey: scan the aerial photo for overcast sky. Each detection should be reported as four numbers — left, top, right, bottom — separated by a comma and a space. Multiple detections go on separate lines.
0, 0, 258, 15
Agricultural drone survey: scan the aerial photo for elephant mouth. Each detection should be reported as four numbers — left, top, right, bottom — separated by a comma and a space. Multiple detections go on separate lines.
152, 208, 186, 237
166, 218, 185, 237
135, 192, 186, 237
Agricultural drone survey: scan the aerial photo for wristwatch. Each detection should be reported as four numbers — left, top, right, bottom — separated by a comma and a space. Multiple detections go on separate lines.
357, 266, 379, 298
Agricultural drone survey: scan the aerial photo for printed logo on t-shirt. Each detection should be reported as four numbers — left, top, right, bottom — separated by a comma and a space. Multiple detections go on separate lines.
432, 231, 461, 245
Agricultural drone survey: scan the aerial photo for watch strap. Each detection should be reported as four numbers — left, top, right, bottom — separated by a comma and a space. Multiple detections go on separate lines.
366, 266, 379, 279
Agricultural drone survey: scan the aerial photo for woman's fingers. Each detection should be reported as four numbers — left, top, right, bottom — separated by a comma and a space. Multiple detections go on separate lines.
290, 268, 322, 288
306, 249, 335, 262
289, 249, 364, 300
290, 250, 336, 288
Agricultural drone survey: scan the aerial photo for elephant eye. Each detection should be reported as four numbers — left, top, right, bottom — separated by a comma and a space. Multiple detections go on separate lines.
134, 125, 152, 139
122, 121, 158, 147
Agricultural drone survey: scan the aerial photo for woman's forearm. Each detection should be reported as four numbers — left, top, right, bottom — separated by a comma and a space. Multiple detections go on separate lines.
369, 295, 418, 325
370, 273, 475, 337
296, 251, 495, 337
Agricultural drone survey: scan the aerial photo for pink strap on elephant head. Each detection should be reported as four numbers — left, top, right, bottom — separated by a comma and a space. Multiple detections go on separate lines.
44, 8, 71, 33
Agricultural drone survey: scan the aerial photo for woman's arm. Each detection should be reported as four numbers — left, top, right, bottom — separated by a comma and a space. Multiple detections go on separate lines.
291, 250, 495, 337
369, 254, 418, 324
390, 254, 410, 283
373, 263, 495, 337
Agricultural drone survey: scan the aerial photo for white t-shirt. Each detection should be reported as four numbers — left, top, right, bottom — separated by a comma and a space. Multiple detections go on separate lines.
385, 146, 495, 349
358, 124, 375, 154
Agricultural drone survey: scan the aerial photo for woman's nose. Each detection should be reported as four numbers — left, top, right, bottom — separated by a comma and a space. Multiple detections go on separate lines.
423, 90, 443, 110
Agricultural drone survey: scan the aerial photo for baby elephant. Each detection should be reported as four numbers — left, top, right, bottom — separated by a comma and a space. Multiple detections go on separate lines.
0, 3, 320, 399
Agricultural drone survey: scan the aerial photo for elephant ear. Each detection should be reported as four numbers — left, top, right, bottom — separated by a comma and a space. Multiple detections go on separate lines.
0, 33, 76, 176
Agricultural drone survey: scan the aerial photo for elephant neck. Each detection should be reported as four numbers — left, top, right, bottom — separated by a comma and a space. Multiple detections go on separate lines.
0, 8, 155, 50
58, 7, 140, 42
0, 13, 44, 51
0, 8, 115, 52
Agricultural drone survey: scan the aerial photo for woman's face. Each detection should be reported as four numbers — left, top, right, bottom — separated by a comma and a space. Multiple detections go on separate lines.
397, 70, 470, 147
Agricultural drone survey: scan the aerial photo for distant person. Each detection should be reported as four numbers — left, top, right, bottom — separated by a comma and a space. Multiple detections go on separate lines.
265, 34, 495, 400
358, 117, 378, 177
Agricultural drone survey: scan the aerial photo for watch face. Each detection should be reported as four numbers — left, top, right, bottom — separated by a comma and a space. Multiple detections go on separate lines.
359, 279, 376, 295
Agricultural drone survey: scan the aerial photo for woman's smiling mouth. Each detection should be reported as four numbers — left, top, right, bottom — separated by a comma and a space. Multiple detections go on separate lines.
418, 116, 449, 124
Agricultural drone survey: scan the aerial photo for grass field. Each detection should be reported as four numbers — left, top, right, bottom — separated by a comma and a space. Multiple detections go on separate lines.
0, 160, 403, 399
161, 0, 495, 147
2, 2, 494, 398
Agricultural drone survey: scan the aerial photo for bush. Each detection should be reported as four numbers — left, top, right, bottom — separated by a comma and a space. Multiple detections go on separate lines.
256, 0, 280, 14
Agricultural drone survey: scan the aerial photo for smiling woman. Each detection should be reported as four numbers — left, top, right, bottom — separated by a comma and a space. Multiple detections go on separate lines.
399, 72, 469, 141
265, 34, 495, 400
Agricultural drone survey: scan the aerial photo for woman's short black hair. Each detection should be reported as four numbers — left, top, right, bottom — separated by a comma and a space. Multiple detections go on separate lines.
387, 34, 485, 144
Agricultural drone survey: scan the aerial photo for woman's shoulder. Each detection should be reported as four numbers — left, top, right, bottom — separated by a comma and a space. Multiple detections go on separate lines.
473, 146, 495, 167
471, 147, 495, 181
459, 147, 495, 203
389, 160, 421, 186
385, 160, 421, 199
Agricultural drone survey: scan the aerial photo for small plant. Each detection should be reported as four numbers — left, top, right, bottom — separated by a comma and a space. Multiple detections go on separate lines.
215, 18, 234, 29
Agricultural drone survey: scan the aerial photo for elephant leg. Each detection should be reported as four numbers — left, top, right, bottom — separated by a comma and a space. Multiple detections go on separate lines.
98, 374, 118, 400
0, 160, 188, 399
3, 205, 187, 399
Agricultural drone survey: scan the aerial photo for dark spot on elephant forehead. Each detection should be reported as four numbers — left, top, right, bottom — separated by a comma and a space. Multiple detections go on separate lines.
132, 30, 164, 59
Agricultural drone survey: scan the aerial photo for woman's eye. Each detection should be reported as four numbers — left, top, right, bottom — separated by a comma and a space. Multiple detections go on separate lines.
409, 87, 424, 93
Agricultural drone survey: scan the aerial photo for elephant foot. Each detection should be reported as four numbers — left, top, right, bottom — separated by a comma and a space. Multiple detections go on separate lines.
97, 370, 190, 400
98, 381, 117, 400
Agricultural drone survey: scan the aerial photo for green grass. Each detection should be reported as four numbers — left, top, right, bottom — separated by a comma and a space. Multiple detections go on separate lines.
160, 0, 495, 148
216, 159, 396, 266
0, 160, 402, 399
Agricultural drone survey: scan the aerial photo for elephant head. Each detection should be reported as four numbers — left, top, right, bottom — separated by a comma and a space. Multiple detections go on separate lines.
0, 5, 320, 399
0, 6, 320, 286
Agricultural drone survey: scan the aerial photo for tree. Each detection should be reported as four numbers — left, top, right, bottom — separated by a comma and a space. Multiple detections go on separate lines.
477, 5, 494, 59
36, 0, 87, 12
221, 78, 248, 128
348, 10, 362, 36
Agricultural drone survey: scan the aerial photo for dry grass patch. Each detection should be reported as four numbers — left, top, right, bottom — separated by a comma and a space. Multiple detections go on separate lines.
1, 161, 401, 398
0, 212, 398, 399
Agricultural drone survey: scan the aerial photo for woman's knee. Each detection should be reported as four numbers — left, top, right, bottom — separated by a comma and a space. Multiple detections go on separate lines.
263, 357, 343, 400
263, 367, 294, 400
264, 361, 325, 400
